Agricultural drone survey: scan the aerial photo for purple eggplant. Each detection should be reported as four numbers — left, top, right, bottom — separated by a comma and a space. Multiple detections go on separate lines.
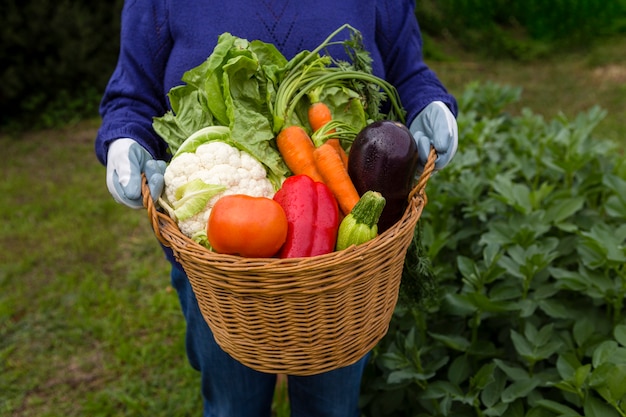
347, 120, 419, 232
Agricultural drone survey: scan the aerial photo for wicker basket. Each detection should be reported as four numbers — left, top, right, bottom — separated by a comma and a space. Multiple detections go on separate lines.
142, 149, 435, 376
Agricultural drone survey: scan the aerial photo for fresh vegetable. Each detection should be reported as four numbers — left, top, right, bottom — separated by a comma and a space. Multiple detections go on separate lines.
275, 125, 324, 182
162, 131, 275, 244
307, 100, 349, 168
273, 175, 339, 258
347, 120, 419, 232
325, 138, 348, 168
313, 140, 360, 216
335, 191, 386, 251
207, 195, 288, 258
308, 101, 334, 133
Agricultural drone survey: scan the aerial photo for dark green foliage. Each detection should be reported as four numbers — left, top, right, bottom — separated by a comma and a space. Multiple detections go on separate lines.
361, 82, 626, 416
417, 0, 626, 59
512, 0, 626, 40
400, 221, 440, 311
0, 0, 123, 129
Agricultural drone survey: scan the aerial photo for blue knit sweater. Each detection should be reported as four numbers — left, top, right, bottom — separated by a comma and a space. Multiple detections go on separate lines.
95, 0, 457, 164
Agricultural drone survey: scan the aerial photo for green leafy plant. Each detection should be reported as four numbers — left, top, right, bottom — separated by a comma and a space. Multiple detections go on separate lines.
361, 81, 626, 416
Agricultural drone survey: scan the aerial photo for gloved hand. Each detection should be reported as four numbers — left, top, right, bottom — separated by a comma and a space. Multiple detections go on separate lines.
409, 101, 458, 171
106, 138, 167, 209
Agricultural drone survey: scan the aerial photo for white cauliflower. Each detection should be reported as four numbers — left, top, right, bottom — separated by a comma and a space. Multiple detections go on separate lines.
163, 141, 275, 240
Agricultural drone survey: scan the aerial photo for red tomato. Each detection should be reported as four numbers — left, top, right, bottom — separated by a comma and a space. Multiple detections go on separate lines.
207, 194, 288, 258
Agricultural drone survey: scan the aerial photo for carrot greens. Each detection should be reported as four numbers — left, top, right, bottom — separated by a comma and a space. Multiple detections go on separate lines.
272, 24, 405, 135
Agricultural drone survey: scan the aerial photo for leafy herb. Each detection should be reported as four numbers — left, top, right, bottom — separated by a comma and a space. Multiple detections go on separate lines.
399, 220, 439, 311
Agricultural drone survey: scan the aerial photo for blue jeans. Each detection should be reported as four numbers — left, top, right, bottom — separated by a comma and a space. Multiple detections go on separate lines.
170, 266, 369, 417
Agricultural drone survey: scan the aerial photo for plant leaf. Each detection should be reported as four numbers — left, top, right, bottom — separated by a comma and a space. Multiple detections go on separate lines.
544, 196, 585, 223
172, 179, 226, 221
583, 394, 621, 417
614, 324, 626, 347
501, 377, 541, 403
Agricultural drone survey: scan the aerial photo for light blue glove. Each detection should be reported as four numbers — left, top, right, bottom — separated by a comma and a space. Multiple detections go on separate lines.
409, 101, 458, 171
106, 138, 166, 209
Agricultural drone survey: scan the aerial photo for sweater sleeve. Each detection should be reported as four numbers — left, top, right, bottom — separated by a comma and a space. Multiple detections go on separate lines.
95, 0, 173, 165
376, 0, 458, 124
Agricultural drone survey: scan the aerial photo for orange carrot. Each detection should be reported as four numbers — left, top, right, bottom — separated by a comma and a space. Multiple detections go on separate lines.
308, 101, 334, 133
308, 102, 348, 168
325, 138, 349, 169
313, 141, 360, 215
276, 125, 324, 183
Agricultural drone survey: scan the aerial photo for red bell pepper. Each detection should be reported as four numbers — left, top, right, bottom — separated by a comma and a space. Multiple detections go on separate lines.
273, 174, 339, 258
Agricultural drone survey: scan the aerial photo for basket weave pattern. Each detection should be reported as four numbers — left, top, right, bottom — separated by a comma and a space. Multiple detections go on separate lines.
143, 150, 435, 375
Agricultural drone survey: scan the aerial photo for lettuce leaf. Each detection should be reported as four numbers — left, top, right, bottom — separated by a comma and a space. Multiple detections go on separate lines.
152, 85, 215, 156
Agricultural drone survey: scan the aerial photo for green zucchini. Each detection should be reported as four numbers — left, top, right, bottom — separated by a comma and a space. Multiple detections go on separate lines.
335, 191, 386, 251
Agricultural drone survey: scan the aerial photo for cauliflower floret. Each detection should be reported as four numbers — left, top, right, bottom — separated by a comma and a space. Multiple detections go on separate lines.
163, 141, 275, 241
239, 152, 267, 179
196, 140, 242, 167
176, 205, 212, 240
163, 152, 201, 195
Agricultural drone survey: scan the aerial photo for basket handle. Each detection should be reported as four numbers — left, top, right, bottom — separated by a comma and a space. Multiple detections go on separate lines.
141, 174, 174, 247
408, 147, 436, 202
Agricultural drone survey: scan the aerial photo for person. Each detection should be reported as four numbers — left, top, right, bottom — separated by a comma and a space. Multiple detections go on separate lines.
95, 1, 458, 416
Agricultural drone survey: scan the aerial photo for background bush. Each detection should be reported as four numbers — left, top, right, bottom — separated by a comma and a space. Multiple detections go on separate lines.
417, 0, 626, 59
0, 0, 123, 130
1, 0, 625, 131
360, 83, 626, 416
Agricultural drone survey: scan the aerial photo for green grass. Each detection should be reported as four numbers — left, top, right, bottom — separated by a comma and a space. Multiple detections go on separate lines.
1, 36, 625, 416
0, 121, 201, 416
